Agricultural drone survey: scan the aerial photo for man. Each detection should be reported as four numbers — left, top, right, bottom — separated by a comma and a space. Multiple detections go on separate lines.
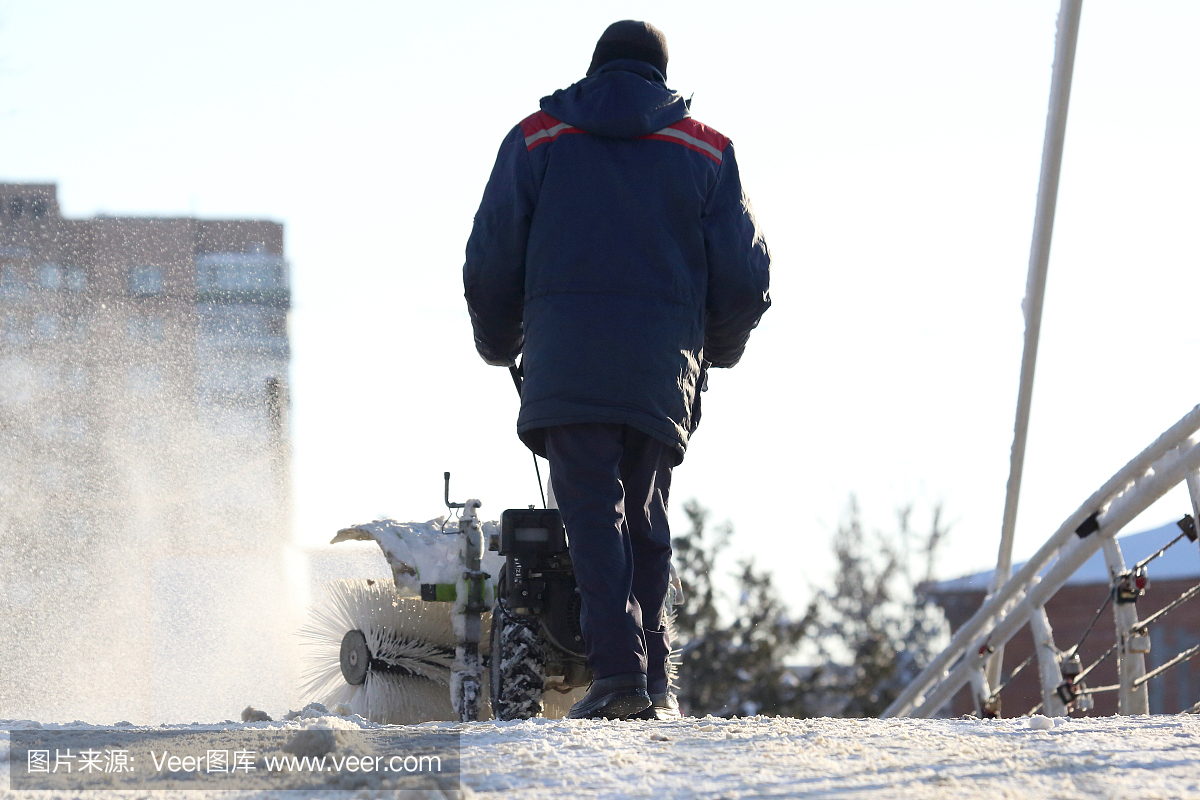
464, 20, 770, 719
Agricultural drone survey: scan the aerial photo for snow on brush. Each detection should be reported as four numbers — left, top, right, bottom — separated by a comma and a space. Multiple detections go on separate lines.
4, 713, 1200, 798
330, 517, 504, 599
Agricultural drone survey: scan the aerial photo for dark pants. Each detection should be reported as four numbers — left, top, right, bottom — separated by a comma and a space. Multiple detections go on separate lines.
544, 423, 674, 694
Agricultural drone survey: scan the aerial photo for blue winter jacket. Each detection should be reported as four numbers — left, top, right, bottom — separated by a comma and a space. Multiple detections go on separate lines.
464, 59, 771, 463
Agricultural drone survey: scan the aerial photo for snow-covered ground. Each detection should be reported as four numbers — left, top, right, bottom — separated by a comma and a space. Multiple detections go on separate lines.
4, 712, 1200, 798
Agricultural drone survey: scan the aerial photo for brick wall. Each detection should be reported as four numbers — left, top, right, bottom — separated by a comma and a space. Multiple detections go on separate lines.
934, 578, 1200, 716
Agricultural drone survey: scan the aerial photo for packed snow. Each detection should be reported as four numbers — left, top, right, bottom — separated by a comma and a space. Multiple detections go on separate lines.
330, 517, 504, 599
4, 711, 1200, 798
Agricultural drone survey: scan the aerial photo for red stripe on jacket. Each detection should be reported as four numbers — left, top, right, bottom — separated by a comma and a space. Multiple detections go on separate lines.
519, 111, 729, 162
667, 118, 730, 154
641, 119, 730, 164
520, 111, 580, 151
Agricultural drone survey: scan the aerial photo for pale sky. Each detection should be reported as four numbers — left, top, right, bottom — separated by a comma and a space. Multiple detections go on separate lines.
2, 0, 1197, 611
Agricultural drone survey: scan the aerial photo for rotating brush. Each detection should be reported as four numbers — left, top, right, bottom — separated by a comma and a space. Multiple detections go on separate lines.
300, 578, 462, 724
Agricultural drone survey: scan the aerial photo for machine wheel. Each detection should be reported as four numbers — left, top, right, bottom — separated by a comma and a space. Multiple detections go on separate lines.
490, 567, 546, 720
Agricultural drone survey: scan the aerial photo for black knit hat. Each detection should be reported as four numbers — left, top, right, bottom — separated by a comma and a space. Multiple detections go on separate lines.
587, 20, 668, 79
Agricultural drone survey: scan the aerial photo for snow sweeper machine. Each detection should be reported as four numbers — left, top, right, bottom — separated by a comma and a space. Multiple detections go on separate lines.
301, 369, 680, 724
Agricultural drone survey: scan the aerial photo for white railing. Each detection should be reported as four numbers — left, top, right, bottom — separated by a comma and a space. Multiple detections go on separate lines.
884, 405, 1200, 718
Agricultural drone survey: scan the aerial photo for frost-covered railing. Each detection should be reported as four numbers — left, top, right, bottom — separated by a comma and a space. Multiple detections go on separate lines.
884, 405, 1200, 718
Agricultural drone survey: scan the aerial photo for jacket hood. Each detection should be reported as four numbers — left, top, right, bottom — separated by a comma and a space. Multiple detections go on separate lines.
540, 59, 690, 139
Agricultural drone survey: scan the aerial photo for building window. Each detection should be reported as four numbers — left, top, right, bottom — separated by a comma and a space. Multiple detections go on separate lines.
67, 314, 90, 342
65, 415, 90, 444
129, 265, 164, 295
198, 304, 286, 349
195, 253, 286, 292
128, 364, 165, 395
36, 363, 60, 390
31, 198, 48, 219
0, 266, 27, 300
37, 263, 63, 290
40, 462, 64, 491
33, 312, 59, 340
2, 311, 28, 345
37, 413, 62, 441
0, 354, 33, 406
68, 514, 92, 538
126, 315, 165, 342
200, 407, 261, 439
65, 268, 87, 292
197, 357, 253, 395
66, 365, 87, 391
128, 414, 165, 441
8, 197, 23, 220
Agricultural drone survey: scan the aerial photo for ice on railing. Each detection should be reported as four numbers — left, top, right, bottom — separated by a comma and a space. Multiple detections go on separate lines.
886, 411, 1200, 718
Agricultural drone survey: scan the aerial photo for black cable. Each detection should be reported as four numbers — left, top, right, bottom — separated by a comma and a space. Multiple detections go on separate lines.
1076, 643, 1116, 682
989, 654, 1034, 702
1133, 581, 1200, 634
1134, 530, 1188, 572
1067, 586, 1115, 657
508, 363, 546, 508
1133, 643, 1200, 689
533, 454, 547, 509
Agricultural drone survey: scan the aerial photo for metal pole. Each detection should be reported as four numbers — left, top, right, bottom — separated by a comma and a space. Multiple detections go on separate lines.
985, 0, 1084, 694
1101, 536, 1149, 714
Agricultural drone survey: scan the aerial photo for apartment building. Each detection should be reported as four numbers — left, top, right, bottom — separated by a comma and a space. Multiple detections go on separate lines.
0, 183, 296, 721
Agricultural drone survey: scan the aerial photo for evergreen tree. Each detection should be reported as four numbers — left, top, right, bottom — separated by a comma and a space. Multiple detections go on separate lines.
811, 498, 950, 716
671, 500, 815, 717
669, 497, 949, 718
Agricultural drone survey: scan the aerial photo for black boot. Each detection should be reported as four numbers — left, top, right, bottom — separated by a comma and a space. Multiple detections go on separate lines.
627, 692, 681, 720
567, 673, 651, 720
